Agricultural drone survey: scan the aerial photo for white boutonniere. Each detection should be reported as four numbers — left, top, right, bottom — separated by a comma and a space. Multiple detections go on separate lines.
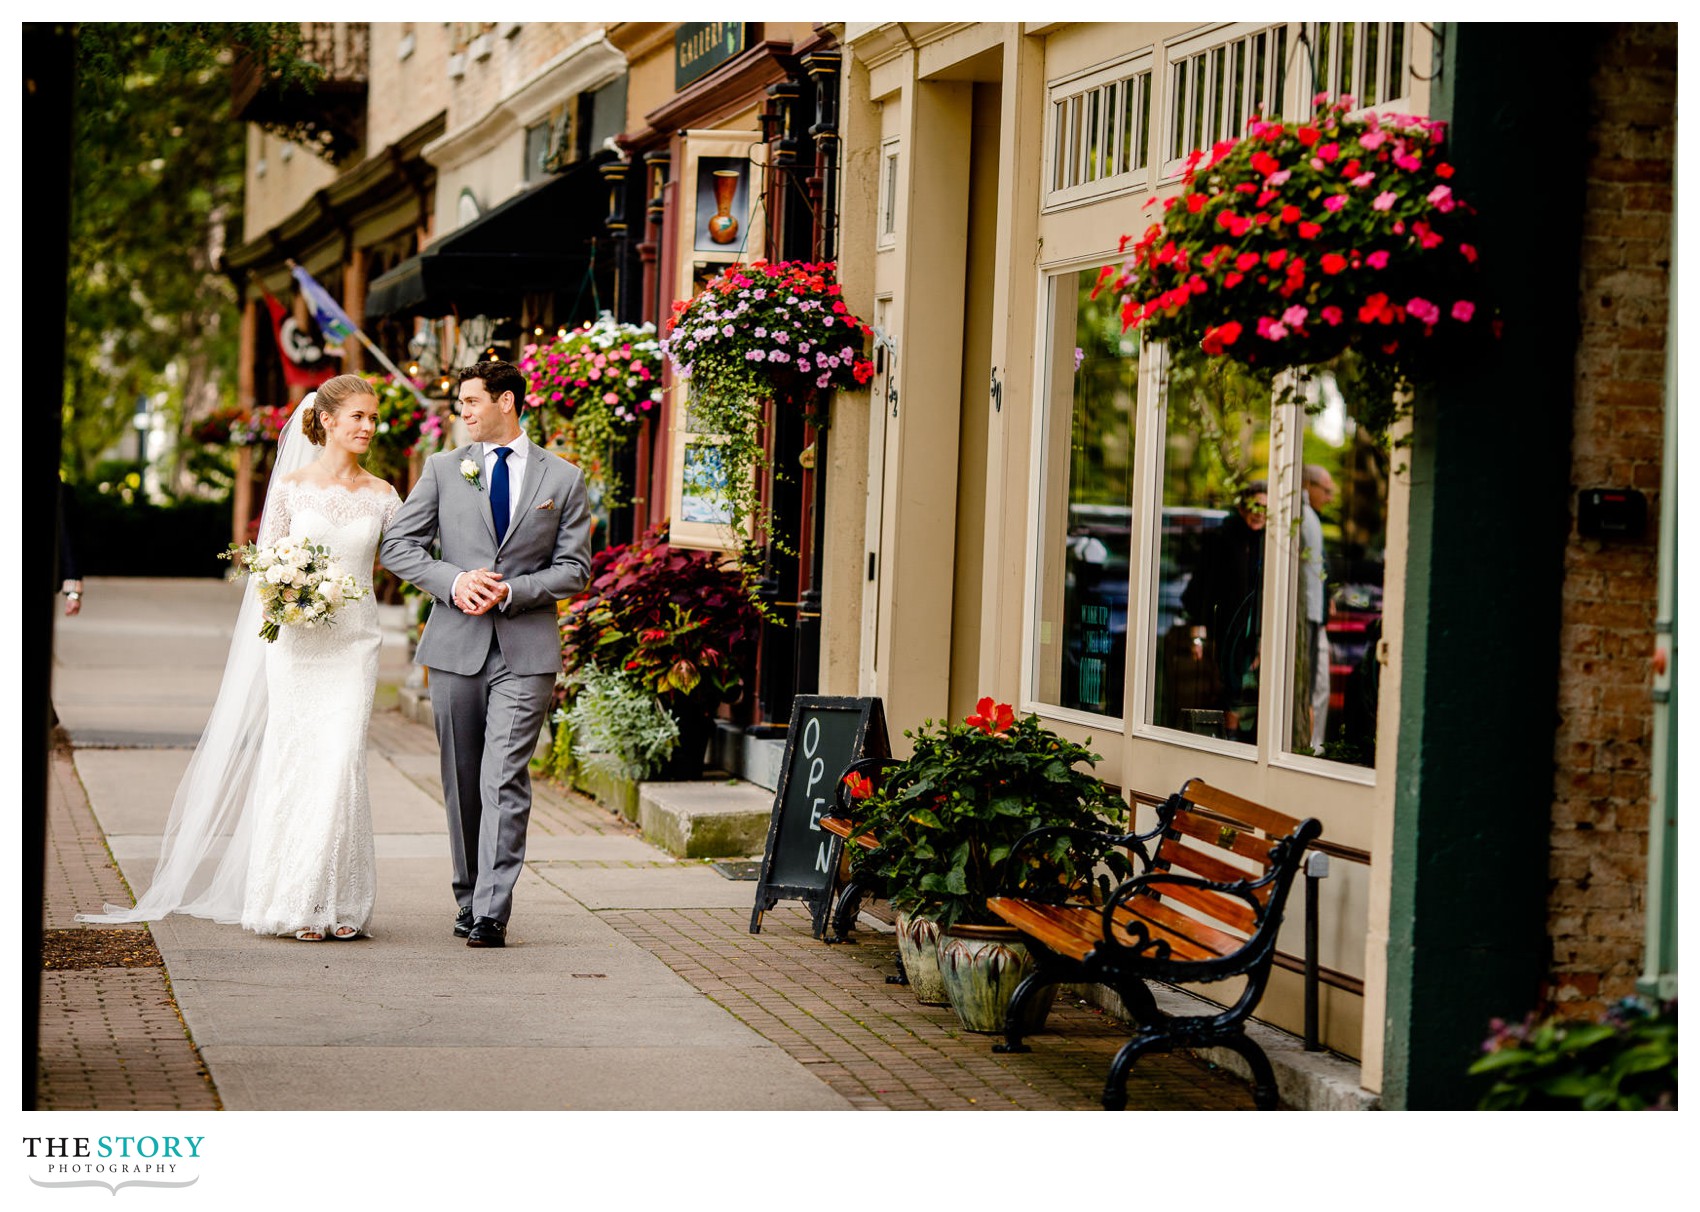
460, 458, 482, 490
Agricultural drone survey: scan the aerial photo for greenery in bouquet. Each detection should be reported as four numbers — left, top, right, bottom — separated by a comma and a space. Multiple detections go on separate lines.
359, 373, 444, 483
1470, 996, 1677, 1110
560, 664, 681, 782
850, 699, 1131, 931
1103, 94, 1495, 430
220, 533, 367, 643
659, 260, 875, 534
560, 522, 760, 717
519, 313, 662, 507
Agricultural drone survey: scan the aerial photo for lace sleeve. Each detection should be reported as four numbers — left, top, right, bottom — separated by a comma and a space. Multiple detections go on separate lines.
257, 480, 292, 548
381, 485, 403, 533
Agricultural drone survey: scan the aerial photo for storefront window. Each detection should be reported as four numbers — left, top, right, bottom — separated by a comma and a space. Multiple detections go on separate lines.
1032, 267, 1139, 717
1148, 354, 1271, 743
1284, 371, 1389, 767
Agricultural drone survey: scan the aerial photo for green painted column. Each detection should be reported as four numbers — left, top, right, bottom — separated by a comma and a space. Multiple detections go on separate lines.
1381, 23, 1596, 1108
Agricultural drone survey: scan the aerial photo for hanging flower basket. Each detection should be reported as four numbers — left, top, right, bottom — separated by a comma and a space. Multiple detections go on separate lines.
360, 373, 446, 482
519, 312, 663, 507
1104, 95, 1496, 425
188, 405, 250, 447
660, 260, 875, 535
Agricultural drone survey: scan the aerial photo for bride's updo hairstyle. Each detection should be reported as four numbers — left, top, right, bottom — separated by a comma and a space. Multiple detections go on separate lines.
302, 374, 377, 445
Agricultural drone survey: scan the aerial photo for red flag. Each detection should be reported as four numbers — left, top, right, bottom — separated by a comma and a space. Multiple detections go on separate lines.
260, 286, 337, 391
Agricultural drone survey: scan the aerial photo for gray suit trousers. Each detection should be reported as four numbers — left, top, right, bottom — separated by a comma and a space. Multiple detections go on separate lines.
429, 633, 554, 923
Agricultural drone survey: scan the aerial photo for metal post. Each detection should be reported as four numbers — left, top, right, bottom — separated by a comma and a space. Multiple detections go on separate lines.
1303, 850, 1330, 1051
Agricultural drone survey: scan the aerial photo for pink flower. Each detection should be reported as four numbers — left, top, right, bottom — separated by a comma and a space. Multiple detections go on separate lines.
1366, 250, 1390, 269
1323, 194, 1347, 212
1372, 191, 1398, 211
1427, 184, 1455, 212
1267, 169, 1292, 187
1460, 243, 1479, 263
1317, 142, 1341, 162
1282, 305, 1309, 327
1451, 300, 1476, 322
1358, 130, 1388, 150
1407, 297, 1441, 325
1352, 172, 1377, 188
1320, 306, 1344, 326
1393, 151, 1422, 171
1256, 316, 1289, 341
602, 392, 619, 405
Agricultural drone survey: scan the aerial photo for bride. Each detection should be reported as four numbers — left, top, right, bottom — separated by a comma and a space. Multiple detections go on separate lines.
80, 375, 401, 941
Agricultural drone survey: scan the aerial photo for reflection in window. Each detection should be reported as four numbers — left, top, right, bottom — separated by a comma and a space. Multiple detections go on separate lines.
1150, 355, 1271, 742
1286, 371, 1389, 767
1033, 268, 1138, 716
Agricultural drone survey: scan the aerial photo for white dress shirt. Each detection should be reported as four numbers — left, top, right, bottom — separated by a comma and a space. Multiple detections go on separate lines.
453, 432, 532, 612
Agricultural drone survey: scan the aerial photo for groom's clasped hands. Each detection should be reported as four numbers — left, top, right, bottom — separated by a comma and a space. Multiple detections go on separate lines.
453, 566, 507, 616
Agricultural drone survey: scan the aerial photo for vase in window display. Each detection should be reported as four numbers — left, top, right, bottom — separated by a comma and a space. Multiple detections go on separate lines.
707, 170, 741, 245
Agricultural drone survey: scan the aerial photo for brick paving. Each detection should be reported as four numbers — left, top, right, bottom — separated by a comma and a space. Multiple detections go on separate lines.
36, 745, 220, 1111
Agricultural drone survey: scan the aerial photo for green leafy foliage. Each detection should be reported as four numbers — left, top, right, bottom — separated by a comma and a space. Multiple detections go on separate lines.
64, 23, 312, 483
851, 702, 1132, 931
562, 665, 681, 782
559, 522, 760, 715
1470, 997, 1677, 1110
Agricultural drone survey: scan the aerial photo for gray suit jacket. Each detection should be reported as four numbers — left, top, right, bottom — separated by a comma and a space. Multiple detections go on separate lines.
380, 442, 592, 676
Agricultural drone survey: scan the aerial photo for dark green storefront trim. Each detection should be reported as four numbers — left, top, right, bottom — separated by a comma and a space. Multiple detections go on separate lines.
1381, 23, 1597, 1108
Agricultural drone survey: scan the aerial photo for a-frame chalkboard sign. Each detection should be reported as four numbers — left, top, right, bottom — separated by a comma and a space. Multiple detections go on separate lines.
749, 696, 889, 935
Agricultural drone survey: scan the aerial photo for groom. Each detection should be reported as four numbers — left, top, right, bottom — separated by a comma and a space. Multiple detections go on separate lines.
381, 360, 591, 947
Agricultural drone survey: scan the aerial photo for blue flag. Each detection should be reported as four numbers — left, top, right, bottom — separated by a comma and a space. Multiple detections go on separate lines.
291, 264, 358, 344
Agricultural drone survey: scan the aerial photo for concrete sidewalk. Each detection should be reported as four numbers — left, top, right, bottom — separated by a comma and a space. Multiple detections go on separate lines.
46, 577, 1257, 1111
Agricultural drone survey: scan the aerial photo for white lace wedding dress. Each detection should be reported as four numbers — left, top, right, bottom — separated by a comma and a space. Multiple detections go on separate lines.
239, 480, 401, 936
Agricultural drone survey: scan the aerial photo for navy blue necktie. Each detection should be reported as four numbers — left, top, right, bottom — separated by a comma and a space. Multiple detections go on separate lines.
490, 446, 513, 545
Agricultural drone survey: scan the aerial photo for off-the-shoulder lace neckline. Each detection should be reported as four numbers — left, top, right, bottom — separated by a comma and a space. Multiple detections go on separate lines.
280, 478, 399, 501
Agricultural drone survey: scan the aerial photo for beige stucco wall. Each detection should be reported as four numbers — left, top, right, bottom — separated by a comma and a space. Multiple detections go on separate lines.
241, 126, 337, 243
367, 23, 454, 155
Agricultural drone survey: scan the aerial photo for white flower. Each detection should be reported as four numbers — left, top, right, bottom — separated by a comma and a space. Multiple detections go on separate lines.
460, 458, 481, 488
265, 564, 289, 584
288, 568, 307, 588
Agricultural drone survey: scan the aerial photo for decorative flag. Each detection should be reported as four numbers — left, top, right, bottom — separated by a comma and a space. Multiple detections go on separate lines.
291, 263, 359, 344
259, 286, 337, 391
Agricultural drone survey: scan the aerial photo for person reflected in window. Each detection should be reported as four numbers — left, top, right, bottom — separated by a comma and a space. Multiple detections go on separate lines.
1180, 480, 1267, 740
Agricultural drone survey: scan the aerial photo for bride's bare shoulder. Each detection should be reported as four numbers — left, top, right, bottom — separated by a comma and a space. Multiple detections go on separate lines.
276, 467, 315, 486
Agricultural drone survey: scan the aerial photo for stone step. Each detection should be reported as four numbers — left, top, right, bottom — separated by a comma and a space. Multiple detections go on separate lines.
638, 779, 774, 859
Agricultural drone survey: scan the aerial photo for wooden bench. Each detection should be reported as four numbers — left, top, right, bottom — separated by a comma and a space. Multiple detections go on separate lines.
987, 778, 1321, 1110
815, 756, 900, 944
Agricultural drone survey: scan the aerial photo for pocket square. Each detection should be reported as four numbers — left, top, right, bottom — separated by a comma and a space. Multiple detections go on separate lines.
536, 499, 555, 511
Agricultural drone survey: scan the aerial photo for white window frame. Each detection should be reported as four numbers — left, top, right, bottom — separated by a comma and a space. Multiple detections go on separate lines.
878, 137, 901, 250
1042, 49, 1156, 213
1020, 257, 1143, 730
1159, 22, 1297, 181
1298, 20, 1417, 115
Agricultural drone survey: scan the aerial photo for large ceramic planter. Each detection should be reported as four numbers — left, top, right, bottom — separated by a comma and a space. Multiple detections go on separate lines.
895, 912, 950, 1005
937, 923, 1054, 1034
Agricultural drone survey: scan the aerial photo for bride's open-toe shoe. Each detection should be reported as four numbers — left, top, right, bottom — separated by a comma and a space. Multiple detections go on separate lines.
331, 924, 362, 940
293, 928, 325, 941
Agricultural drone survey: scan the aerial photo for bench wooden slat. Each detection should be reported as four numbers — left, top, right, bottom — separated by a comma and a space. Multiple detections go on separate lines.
1166, 810, 1282, 868
1180, 778, 1306, 839
1152, 835, 1271, 894
1121, 896, 1247, 958
988, 898, 1228, 966
1136, 877, 1258, 934
818, 816, 878, 849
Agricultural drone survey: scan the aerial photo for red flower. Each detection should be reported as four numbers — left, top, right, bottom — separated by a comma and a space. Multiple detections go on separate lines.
1223, 271, 1244, 289
1298, 221, 1323, 239
1234, 252, 1261, 272
842, 771, 874, 802
965, 696, 1015, 735
1250, 150, 1281, 177
1201, 320, 1243, 356
1280, 204, 1301, 224
1435, 162, 1455, 178
1321, 253, 1349, 275
1296, 126, 1321, 147
1266, 249, 1289, 270
1186, 192, 1208, 213
624, 659, 642, 671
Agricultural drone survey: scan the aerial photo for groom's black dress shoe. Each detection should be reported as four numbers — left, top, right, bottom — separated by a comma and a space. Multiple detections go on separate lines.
466, 917, 506, 948
453, 906, 474, 938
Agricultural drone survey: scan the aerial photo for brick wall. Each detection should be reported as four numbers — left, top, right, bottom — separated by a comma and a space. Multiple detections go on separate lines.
1548, 22, 1674, 1017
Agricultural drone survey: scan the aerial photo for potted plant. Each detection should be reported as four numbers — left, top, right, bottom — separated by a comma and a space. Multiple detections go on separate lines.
1103, 93, 1495, 430
559, 521, 760, 782
359, 373, 445, 485
519, 312, 664, 507
659, 260, 876, 535
851, 698, 1132, 1032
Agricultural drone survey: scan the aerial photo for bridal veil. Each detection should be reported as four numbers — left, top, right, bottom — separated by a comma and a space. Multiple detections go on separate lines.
78, 393, 322, 925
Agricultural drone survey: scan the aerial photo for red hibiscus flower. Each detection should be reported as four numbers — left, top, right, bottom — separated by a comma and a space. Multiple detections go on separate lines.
842, 771, 874, 802
965, 697, 1016, 735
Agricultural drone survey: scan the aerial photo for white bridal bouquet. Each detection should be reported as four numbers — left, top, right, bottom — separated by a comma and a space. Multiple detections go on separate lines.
221, 535, 367, 643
